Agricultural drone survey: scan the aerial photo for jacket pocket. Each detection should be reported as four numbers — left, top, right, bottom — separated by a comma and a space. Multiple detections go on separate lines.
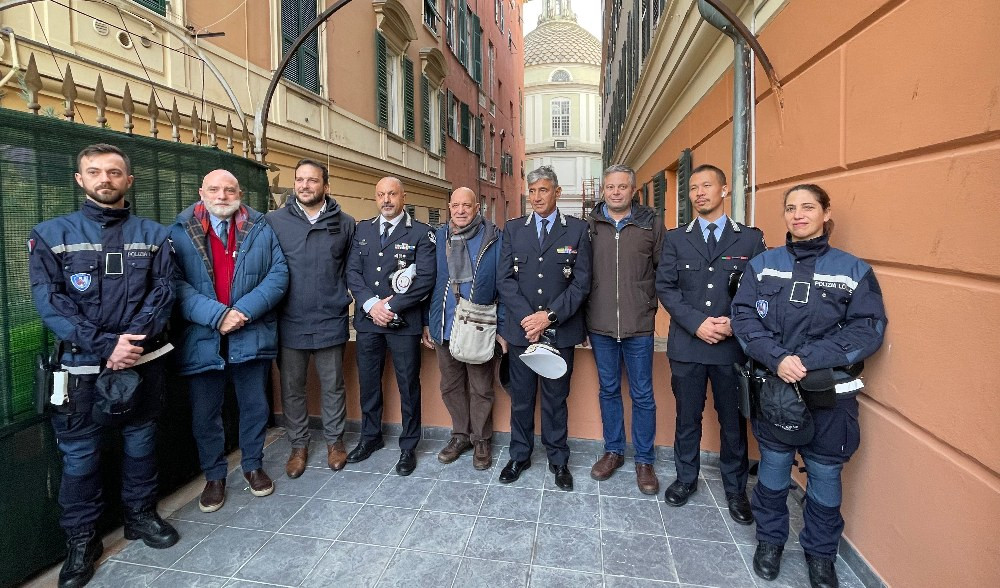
63, 252, 101, 300
126, 256, 152, 303
677, 259, 702, 291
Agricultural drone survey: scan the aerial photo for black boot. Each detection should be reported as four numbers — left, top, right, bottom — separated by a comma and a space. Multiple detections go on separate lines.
805, 553, 839, 588
752, 541, 783, 581
124, 506, 180, 549
58, 531, 103, 588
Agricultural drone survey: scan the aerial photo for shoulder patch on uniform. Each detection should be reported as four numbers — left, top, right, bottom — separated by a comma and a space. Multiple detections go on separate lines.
70, 273, 93, 292
756, 299, 768, 318
27, 238, 35, 254
427, 230, 436, 244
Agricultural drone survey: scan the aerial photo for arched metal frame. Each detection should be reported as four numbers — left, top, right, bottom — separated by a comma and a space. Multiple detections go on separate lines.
0, 0, 252, 141
255, 0, 355, 160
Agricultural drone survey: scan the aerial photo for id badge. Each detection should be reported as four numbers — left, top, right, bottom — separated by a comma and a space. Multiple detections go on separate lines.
789, 281, 811, 304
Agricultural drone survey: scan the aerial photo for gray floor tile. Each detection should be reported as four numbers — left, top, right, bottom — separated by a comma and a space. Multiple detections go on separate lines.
721, 507, 757, 545
479, 485, 543, 522
416, 437, 450, 455
604, 576, 680, 588
601, 530, 676, 582
275, 467, 334, 497
113, 519, 216, 568
601, 495, 666, 535
234, 533, 331, 585
669, 537, 755, 588
399, 510, 476, 555
368, 474, 436, 508
538, 490, 600, 528
223, 581, 288, 588
338, 505, 419, 547
533, 523, 603, 573
436, 455, 498, 484
660, 503, 733, 542
88, 561, 165, 587
600, 470, 659, 500
301, 541, 394, 588
343, 447, 401, 474
315, 470, 383, 503
455, 557, 530, 588
224, 494, 308, 532
465, 517, 536, 563
376, 548, 462, 587
279, 498, 361, 539
149, 569, 229, 587
422, 480, 489, 515
543, 465, 599, 494
528, 566, 604, 588
171, 526, 272, 577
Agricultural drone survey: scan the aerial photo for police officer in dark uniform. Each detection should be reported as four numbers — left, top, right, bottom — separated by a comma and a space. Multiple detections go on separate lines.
733, 184, 887, 588
346, 176, 435, 476
497, 165, 591, 491
28, 144, 179, 587
655, 164, 766, 524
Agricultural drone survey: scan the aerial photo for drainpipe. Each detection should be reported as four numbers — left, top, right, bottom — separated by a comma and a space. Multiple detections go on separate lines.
697, 0, 780, 225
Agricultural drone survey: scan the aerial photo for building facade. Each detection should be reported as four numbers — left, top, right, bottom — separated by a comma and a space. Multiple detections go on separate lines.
523, 0, 601, 215
438, 0, 527, 223
601, 1, 1000, 586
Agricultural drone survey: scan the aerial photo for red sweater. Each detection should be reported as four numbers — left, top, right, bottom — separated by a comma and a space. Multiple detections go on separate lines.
207, 226, 236, 306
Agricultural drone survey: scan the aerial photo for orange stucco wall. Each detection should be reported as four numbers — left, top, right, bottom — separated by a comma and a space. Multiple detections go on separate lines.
626, 0, 1000, 586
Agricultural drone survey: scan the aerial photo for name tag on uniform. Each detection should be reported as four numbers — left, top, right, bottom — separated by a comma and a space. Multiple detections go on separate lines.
106, 252, 123, 275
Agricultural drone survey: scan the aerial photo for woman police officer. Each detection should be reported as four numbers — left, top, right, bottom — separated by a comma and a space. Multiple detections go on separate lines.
731, 184, 888, 588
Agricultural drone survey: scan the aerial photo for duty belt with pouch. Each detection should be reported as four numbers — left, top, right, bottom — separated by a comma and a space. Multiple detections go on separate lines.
35, 341, 67, 414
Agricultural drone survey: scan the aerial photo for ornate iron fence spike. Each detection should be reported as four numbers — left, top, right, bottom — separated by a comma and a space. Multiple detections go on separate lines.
122, 82, 135, 135
94, 74, 108, 128
170, 98, 181, 142
25, 54, 42, 114
209, 110, 218, 148
61, 64, 77, 121
226, 114, 234, 153
147, 88, 159, 138
191, 104, 201, 144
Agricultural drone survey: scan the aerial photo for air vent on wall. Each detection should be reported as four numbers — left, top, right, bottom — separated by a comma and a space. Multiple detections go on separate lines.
554, 140, 567, 149
117, 31, 133, 49
92, 19, 110, 36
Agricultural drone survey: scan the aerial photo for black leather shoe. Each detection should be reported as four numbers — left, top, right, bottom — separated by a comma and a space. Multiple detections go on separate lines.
549, 463, 574, 491
124, 507, 180, 549
805, 553, 839, 588
58, 531, 103, 588
346, 438, 385, 463
498, 459, 531, 483
726, 492, 754, 525
396, 450, 417, 476
663, 479, 697, 506
753, 541, 783, 581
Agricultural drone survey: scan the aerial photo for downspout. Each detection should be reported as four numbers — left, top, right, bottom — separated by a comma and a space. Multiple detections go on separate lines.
696, 0, 781, 225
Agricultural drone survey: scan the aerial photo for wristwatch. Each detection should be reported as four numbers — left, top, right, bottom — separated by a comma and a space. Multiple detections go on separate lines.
546, 309, 558, 323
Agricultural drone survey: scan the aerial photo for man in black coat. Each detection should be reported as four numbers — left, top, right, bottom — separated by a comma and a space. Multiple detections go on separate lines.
346, 176, 435, 475
497, 165, 591, 491
655, 164, 766, 524
268, 159, 356, 477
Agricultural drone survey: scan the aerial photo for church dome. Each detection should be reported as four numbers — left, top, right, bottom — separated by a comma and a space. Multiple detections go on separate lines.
524, 1, 601, 67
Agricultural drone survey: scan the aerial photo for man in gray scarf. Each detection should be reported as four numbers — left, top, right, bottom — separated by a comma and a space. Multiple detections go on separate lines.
423, 188, 504, 470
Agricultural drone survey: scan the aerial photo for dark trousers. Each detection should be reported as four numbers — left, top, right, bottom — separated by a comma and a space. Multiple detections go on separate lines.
507, 344, 575, 465
279, 345, 347, 447
356, 332, 422, 451
436, 344, 495, 442
51, 373, 159, 535
189, 359, 272, 481
669, 359, 749, 495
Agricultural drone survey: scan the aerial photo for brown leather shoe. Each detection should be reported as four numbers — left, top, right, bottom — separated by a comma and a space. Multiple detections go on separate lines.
243, 468, 274, 497
327, 440, 348, 471
473, 440, 492, 470
199, 479, 226, 513
285, 447, 308, 479
636, 463, 660, 495
438, 436, 473, 464
590, 452, 625, 481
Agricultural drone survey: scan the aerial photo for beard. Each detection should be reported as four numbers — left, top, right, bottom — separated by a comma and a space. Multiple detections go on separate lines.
296, 190, 325, 207
85, 186, 127, 206
204, 199, 242, 218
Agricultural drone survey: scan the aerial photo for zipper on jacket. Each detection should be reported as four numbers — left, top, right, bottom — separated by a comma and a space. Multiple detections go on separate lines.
615, 231, 621, 342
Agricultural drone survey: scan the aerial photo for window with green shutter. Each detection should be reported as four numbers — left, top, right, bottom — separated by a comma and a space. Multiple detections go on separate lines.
374, 31, 389, 129
475, 115, 483, 158
458, 1, 467, 66
281, 0, 321, 94
472, 13, 482, 83
421, 76, 431, 149
440, 90, 448, 157
402, 56, 415, 141
461, 102, 470, 147
132, 0, 166, 15
654, 171, 667, 221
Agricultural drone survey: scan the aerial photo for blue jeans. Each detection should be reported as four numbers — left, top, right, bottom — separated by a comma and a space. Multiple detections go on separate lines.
189, 359, 272, 480
589, 333, 656, 463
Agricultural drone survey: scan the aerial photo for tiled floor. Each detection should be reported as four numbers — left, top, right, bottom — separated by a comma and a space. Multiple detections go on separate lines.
87, 430, 867, 587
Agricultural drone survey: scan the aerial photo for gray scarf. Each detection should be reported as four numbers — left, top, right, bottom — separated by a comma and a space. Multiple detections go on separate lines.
447, 215, 484, 295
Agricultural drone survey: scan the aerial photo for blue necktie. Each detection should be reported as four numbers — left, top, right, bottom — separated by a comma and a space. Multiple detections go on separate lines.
539, 218, 549, 246
706, 222, 718, 257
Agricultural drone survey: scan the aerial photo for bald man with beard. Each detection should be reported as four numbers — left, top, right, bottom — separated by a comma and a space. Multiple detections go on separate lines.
170, 169, 288, 513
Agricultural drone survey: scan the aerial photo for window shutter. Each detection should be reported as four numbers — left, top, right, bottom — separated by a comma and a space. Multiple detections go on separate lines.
458, 1, 467, 66
440, 90, 448, 156
299, 1, 319, 93
472, 13, 482, 83
374, 31, 389, 129
654, 171, 667, 220
446, 90, 455, 140
461, 102, 470, 147
403, 56, 415, 141
475, 116, 483, 158
281, 1, 300, 87
421, 76, 432, 149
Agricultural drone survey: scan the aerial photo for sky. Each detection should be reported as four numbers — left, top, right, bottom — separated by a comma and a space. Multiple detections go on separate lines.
522, 0, 604, 40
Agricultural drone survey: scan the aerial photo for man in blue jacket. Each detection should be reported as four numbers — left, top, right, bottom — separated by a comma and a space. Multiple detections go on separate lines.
29, 143, 179, 587
170, 170, 288, 513
268, 159, 355, 477
421, 187, 503, 470
346, 177, 435, 476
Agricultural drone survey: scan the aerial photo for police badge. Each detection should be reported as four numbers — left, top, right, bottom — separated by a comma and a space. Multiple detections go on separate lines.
563, 266, 572, 278
70, 273, 92, 292
756, 299, 768, 318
